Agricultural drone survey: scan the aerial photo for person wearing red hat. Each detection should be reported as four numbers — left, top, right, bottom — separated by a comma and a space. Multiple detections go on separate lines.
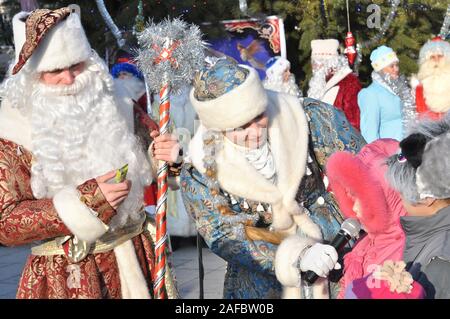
0, 6, 180, 298
411, 37, 450, 120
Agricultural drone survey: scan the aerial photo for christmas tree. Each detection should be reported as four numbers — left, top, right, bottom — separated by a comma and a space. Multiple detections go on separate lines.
0, 0, 448, 89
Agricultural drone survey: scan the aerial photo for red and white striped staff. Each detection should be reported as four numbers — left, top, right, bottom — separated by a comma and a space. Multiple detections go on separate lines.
136, 18, 205, 299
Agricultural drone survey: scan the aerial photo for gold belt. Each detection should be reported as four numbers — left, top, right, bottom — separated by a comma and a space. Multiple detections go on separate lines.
31, 222, 144, 257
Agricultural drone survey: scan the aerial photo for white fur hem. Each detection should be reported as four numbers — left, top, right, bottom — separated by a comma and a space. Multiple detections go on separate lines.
114, 239, 151, 299
53, 186, 108, 243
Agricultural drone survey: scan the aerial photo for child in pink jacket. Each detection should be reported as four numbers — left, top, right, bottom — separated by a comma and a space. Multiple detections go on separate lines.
326, 139, 415, 298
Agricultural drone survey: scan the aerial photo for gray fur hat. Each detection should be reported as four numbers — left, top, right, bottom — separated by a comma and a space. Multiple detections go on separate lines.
386, 113, 450, 203
416, 132, 450, 200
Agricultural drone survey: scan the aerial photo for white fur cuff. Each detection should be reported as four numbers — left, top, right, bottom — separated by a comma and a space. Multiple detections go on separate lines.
275, 235, 317, 287
53, 186, 109, 243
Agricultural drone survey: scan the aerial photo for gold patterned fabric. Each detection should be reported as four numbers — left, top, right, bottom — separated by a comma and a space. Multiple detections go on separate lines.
0, 138, 171, 299
12, 7, 71, 75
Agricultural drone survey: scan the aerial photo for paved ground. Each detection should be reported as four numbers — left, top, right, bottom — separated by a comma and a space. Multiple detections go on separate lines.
0, 239, 226, 299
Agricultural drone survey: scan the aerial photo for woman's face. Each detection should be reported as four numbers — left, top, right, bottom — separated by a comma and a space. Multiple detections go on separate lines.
224, 112, 269, 149
382, 62, 400, 79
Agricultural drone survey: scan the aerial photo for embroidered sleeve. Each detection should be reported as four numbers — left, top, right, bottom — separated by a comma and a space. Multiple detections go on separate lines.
303, 98, 366, 170
77, 179, 116, 225
180, 165, 277, 274
0, 141, 71, 246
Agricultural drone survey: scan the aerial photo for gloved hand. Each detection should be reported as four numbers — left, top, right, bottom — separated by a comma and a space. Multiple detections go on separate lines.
299, 243, 341, 278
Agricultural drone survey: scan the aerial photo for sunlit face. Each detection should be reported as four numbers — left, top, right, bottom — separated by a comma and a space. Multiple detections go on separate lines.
382, 61, 400, 79
224, 112, 269, 149
40, 62, 85, 85
428, 53, 445, 69
282, 68, 291, 83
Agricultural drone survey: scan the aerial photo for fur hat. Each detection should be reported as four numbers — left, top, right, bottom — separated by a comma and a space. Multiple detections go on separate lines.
190, 58, 267, 131
386, 114, 450, 203
416, 132, 450, 200
12, 4, 91, 75
419, 37, 450, 65
311, 39, 339, 61
265, 56, 290, 79
370, 46, 399, 72
326, 139, 402, 234
111, 53, 144, 80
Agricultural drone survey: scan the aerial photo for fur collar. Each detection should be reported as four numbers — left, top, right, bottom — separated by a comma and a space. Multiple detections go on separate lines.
324, 67, 352, 92
0, 100, 32, 150
188, 91, 311, 231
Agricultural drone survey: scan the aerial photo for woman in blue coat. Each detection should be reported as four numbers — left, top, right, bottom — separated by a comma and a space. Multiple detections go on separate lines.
358, 46, 413, 143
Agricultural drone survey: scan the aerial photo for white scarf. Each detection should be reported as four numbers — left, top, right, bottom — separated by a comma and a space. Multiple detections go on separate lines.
224, 136, 277, 184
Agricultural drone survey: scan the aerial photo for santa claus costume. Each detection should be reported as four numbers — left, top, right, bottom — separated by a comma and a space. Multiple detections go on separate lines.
262, 56, 302, 98
307, 39, 362, 131
0, 7, 177, 299
412, 37, 450, 121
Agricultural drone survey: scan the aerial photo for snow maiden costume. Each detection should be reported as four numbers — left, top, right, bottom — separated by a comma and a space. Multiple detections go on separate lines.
180, 58, 365, 298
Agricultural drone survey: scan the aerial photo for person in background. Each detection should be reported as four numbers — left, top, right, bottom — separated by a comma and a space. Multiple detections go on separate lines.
307, 39, 362, 131
411, 37, 450, 121
262, 56, 302, 98
358, 46, 412, 143
386, 115, 450, 298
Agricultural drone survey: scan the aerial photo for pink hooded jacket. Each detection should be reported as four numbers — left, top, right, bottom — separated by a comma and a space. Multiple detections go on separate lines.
326, 139, 407, 299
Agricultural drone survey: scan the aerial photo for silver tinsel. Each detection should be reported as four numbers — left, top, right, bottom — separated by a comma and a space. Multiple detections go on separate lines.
354, 0, 400, 74
136, 18, 206, 95
439, 4, 450, 40
371, 71, 417, 133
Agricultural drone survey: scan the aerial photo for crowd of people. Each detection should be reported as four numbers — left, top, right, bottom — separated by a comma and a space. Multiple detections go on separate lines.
0, 5, 449, 299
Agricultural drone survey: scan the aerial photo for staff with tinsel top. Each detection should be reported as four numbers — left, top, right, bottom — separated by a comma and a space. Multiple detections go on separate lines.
136, 18, 205, 299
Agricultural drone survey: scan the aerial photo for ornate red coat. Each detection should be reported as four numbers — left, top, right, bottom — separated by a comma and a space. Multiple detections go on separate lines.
0, 102, 175, 299
321, 69, 362, 131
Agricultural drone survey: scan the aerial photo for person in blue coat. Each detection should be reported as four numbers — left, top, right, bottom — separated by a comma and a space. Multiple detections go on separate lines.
358, 46, 411, 143
180, 58, 365, 299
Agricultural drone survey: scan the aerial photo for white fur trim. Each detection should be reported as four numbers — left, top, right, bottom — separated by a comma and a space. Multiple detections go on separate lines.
311, 39, 339, 60
0, 100, 32, 149
321, 67, 352, 105
114, 239, 151, 299
190, 66, 267, 131
275, 235, 316, 287
30, 12, 91, 72
189, 91, 309, 231
275, 234, 329, 299
371, 51, 399, 72
12, 12, 29, 63
53, 186, 109, 243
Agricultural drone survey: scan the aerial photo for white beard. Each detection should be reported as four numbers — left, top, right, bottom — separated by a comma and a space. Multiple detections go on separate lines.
263, 74, 302, 98
418, 59, 450, 113
29, 53, 152, 230
114, 76, 146, 101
